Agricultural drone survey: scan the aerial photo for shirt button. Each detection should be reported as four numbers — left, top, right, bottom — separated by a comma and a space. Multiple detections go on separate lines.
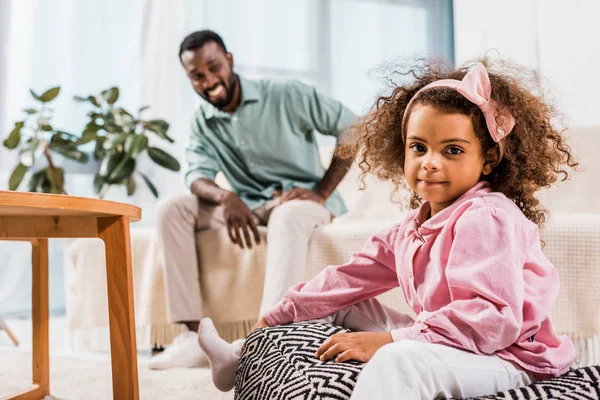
250, 162, 255, 167
232, 116, 238, 122
239, 140, 246, 146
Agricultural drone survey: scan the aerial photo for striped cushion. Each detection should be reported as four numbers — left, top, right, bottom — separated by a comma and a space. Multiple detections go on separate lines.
235, 322, 600, 400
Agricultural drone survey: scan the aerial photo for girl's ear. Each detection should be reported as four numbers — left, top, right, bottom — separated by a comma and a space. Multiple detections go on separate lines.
482, 147, 499, 176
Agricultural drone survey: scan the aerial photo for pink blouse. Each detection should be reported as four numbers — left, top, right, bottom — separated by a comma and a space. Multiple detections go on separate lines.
263, 181, 576, 377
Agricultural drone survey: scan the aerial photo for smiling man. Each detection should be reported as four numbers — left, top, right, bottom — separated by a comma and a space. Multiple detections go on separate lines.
149, 30, 356, 369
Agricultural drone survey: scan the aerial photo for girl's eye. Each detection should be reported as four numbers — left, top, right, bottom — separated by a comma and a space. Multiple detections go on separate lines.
410, 143, 426, 152
446, 146, 463, 155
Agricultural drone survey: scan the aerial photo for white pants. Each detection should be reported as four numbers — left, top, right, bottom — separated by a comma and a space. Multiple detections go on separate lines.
156, 193, 331, 322
315, 299, 533, 399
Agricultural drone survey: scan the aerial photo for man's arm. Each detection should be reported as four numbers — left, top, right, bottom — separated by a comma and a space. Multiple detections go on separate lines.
189, 177, 230, 205
279, 138, 356, 205
313, 150, 354, 200
185, 119, 259, 249
280, 80, 357, 204
190, 177, 261, 249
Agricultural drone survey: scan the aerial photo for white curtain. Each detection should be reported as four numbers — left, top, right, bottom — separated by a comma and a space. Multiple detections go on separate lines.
0, 0, 453, 316
453, 0, 600, 127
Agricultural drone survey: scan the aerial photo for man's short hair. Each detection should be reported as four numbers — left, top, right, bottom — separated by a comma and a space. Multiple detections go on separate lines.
179, 30, 228, 59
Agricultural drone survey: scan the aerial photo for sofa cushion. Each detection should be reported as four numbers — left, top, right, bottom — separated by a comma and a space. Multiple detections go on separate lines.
235, 322, 600, 400
537, 126, 600, 215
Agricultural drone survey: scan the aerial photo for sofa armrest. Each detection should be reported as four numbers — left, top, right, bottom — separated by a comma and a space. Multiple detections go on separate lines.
541, 213, 600, 338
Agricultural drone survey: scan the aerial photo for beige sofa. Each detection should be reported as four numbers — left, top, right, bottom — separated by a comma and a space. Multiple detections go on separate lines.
65, 126, 600, 366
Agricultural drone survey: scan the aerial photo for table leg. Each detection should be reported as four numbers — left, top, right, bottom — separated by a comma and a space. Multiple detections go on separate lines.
31, 239, 49, 397
97, 216, 139, 400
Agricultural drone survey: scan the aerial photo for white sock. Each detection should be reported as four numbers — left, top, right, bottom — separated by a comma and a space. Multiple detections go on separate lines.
197, 318, 244, 392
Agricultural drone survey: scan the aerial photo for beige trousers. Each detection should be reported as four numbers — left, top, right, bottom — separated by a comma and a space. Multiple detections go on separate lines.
155, 193, 332, 323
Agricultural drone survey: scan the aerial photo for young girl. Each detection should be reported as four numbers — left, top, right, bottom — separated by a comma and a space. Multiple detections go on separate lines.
197, 60, 578, 399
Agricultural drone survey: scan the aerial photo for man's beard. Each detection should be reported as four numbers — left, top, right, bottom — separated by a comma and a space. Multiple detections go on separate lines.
207, 73, 238, 109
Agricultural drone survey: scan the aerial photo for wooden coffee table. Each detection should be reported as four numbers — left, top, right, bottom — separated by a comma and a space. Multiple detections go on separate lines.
0, 191, 141, 399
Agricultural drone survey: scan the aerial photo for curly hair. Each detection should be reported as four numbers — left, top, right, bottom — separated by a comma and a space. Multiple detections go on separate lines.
336, 59, 577, 227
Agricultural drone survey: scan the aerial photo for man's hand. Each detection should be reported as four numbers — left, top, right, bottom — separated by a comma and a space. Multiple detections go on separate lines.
279, 188, 326, 205
251, 316, 270, 332
315, 332, 393, 363
220, 192, 260, 249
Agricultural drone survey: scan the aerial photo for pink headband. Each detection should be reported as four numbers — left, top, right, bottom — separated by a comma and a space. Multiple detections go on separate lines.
401, 63, 515, 159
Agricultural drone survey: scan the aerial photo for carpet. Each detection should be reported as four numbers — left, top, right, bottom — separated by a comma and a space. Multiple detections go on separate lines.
0, 351, 233, 400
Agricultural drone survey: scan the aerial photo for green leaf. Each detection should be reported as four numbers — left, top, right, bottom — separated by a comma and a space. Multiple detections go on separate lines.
27, 167, 62, 193
93, 174, 106, 195
101, 87, 119, 105
145, 120, 174, 143
9, 163, 28, 190
110, 157, 135, 184
19, 138, 44, 167
44, 166, 64, 194
57, 131, 78, 140
30, 89, 41, 101
99, 152, 121, 177
3, 122, 24, 149
73, 129, 98, 146
37, 118, 53, 131
87, 112, 103, 121
110, 133, 129, 154
126, 176, 136, 196
74, 95, 88, 102
84, 120, 103, 136
23, 108, 37, 115
49, 131, 78, 148
51, 146, 89, 163
147, 146, 180, 171
89, 96, 101, 107
112, 108, 136, 133
39, 86, 61, 102
28, 169, 46, 192
139, 172, 158, 198
103, 110, 119, 133
125, 134, 148, 157
99, 152, 136, 184
94, 137, 107, 160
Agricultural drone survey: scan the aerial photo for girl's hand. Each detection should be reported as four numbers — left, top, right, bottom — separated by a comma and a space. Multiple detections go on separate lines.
251, 316, 270, 332
315, 332, 393, 363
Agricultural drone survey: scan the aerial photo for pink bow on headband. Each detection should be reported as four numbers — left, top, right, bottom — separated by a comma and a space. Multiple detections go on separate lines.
402, 63, 516, 158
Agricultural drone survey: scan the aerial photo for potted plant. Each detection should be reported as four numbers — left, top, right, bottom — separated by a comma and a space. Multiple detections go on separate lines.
3, 85, 181, 198
3, 86, 88, 194
74, 87, 180, 198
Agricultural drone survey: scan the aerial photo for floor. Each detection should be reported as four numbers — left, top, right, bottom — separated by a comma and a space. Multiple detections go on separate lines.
0, 316, 231, 400
0, 315, 152, 361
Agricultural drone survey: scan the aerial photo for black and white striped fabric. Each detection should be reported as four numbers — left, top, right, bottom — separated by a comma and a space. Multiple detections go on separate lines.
235, 322, 362, 400
472, 366, 600, 399
234, 322, 600, 400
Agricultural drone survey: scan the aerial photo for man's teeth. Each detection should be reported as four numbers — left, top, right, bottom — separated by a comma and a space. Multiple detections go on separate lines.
208, 85, 224, 97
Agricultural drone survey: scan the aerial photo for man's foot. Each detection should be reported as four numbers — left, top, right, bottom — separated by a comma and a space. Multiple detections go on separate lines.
198, 318, 244, 392
149, 331, 208, 370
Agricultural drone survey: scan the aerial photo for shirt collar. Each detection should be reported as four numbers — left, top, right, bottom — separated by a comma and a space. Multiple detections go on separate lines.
200, 75, 260, 120
411, 181, 492, 231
